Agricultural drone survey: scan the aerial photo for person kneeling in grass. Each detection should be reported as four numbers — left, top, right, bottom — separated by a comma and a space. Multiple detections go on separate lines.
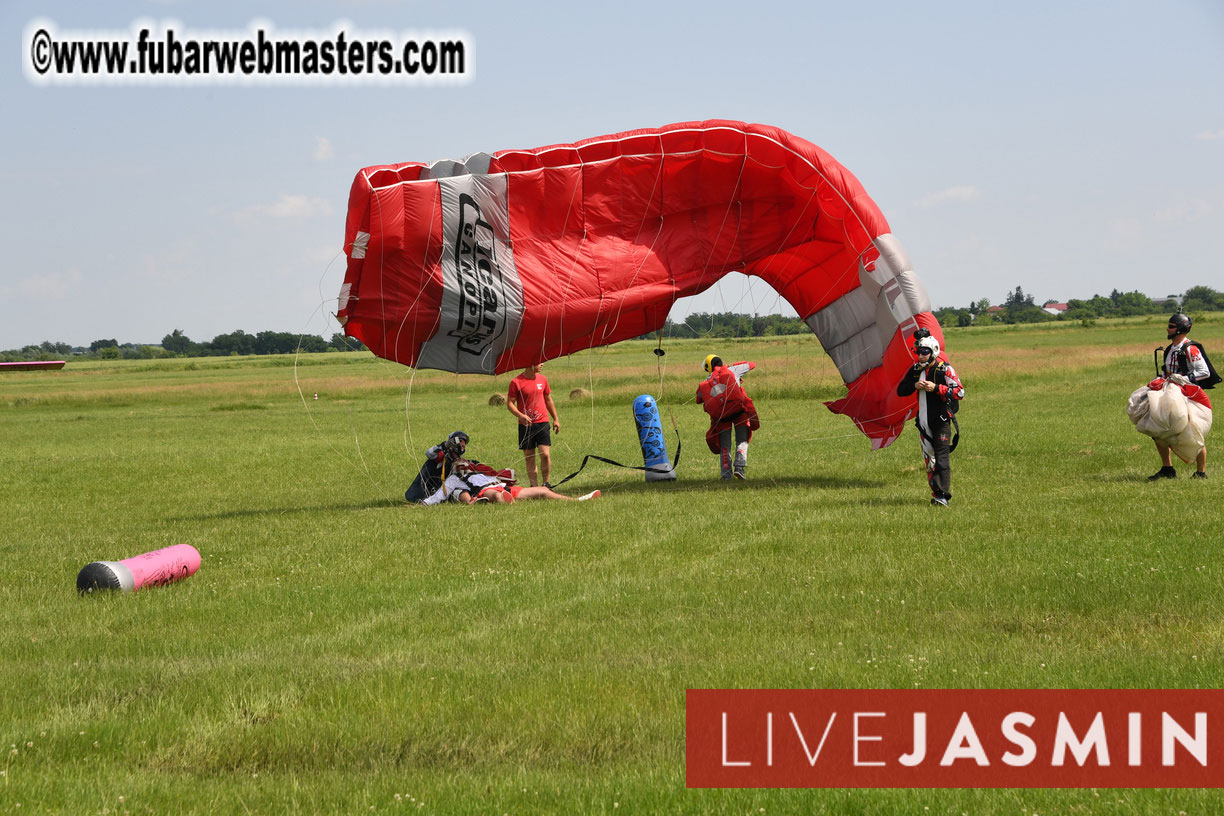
421, 459, 599, 505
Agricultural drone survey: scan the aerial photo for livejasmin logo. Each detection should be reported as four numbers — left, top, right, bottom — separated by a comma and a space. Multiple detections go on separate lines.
686, 690, 1224, 788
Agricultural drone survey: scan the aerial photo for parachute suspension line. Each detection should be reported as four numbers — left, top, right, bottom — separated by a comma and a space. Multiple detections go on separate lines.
346, 403, 375, 483
291, 298, 387, 498
653, 337, 683, 463
596, 145, 683, 465
808, 236, 917, 385
539, 169, 587, 370
390, 186, 441, 463
531, 165, 594, 460
666, 148, 750, 342
543, 170, 595, 467
315, 246, 350, 321
752, 184, 820, 296
731, 131, 872, 317
388, 184, 440, 366
401, 364, 422, 458
697, 151, 750, 326
297, 245, 384, 489
601, 142, 668, 344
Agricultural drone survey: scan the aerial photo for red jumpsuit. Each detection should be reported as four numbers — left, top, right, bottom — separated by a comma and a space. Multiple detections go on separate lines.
696, 362, 760, 478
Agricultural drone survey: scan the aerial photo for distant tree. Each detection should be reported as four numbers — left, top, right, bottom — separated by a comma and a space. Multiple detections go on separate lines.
254, 331, 299, 355
996, 287, 1049, 323
329, 332, 366, 351
1182, 285, 1224, 313
1003, 287, 1035, 309
162, 329, 196, 355
89, 338, 119, 353
935, 305, 964, 325
206, 330, 256, 356
98, 346, 121, 359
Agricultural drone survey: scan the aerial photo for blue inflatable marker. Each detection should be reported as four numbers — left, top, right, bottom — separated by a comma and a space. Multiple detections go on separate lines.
633, 395, 676, 481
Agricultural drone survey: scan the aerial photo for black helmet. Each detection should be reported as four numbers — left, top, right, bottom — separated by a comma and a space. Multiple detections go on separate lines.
1167, 313, 1192, 339
444, 431, 469, 458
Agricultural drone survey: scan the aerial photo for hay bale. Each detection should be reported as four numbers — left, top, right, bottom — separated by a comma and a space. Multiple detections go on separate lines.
569, 388, 591, 401
488, 393, 506, 406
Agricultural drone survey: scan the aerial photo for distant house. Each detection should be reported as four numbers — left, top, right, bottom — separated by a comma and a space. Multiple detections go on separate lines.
987, 306, 1005, 314
1153, 296, 1184, 310
1042, 302, 1068, 316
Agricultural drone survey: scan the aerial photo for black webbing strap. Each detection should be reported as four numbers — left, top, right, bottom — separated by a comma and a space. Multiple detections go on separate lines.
549, 430, 682, 489
916, 414, 959, 454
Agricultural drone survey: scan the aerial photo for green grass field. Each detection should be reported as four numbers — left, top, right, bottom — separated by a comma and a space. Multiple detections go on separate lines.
2, 315, 1222, 814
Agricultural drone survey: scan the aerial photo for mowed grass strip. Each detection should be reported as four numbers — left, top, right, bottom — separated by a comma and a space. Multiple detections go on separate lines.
1, 315, 1222, 814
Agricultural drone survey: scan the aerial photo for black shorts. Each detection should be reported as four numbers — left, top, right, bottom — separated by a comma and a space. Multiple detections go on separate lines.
518, 421, 551, 450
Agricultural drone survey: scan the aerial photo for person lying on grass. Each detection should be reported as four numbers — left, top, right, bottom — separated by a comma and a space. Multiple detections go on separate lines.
420, 459, 599, 505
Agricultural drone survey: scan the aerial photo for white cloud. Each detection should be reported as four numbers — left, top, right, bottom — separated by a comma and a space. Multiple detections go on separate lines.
19, 269, 84, 300
1194, 130, 1224, 141
1153, 199, 1212, 223
918, 185, 982, 207
313, 137, 334, 161
235, 193, 334, 223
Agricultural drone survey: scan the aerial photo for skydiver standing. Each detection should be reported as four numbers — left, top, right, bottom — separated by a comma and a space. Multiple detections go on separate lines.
1148, 312, 1218, 480
507, 362, 561, 486
696, 355, 759, 480
896, 330, 964, 506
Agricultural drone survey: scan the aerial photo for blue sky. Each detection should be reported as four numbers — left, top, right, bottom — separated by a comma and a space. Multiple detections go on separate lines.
3, 0, 1222, 349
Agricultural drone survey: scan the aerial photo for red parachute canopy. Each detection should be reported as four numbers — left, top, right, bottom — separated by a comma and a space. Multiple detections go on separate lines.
338, 120, 943, 448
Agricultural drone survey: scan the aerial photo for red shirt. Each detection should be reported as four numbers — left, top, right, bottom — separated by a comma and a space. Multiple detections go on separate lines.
508, 373, 551, 423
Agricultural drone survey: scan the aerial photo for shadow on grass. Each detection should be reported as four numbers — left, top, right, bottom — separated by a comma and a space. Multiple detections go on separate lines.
172, 474, 903, 522
589, 473, 888, 494
1091, 471, 1201, 483
171, 497, 404, 522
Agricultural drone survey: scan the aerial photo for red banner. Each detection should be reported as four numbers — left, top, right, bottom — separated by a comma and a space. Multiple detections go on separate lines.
686, 690, 1224, 788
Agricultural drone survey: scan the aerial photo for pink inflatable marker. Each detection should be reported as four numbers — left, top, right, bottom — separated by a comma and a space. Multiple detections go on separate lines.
77, 544, 201, 593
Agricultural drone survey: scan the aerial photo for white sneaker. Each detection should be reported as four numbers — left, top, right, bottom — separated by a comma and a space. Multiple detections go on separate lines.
578, 490, 601, 501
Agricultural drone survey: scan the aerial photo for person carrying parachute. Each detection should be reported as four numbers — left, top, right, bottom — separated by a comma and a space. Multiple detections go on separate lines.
1133, 313, 1217, 481
896, 329, 964, 507
696, 355, 759, 480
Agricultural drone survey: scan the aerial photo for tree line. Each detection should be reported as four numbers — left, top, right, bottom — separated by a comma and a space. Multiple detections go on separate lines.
933, 285, 1223, 328
640, 312, 813, 340
6, 286, 1222, 361
639, 285, 1223, 340
1, 330, 365, 363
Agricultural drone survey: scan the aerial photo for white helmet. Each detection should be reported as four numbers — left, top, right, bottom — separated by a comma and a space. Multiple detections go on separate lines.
914, 335, 941, 359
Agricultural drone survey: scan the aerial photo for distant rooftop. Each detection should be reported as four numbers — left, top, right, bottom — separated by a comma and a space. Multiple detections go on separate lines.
0, 360, 66, 372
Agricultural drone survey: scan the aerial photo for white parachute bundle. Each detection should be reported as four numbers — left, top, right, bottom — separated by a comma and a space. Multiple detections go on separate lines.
1127, 376, 1214, 463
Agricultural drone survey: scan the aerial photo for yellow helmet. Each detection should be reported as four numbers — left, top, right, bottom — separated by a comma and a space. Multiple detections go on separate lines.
703, 354, 720, 373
